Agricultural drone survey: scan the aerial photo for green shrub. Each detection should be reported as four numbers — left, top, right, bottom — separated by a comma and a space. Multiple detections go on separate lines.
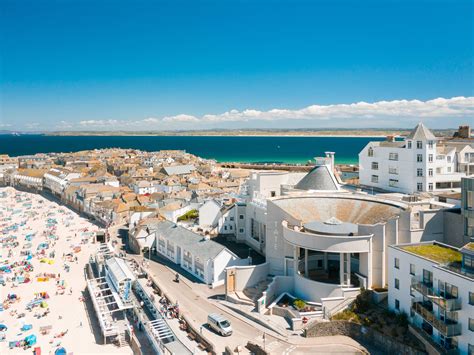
293, 299, 306, 310
395, 312, 408, 328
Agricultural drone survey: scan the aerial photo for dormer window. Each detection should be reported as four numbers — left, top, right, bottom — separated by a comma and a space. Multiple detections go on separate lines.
416, 141, 423, 149
368, 147, 374, 157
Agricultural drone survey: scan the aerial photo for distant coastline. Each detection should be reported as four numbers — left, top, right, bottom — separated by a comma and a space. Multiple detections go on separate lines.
40, 128, 456, 137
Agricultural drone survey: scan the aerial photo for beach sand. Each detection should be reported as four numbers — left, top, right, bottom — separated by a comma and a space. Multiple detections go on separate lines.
0, 187, 132, 354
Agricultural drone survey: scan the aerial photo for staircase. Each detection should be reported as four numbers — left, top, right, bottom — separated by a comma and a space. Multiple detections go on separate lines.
115, 332, 128, 347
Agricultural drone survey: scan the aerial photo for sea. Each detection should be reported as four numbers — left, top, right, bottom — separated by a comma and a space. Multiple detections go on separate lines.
0, 135, 386, 165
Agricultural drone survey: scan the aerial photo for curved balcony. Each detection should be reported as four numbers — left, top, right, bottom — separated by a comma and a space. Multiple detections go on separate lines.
282, 221, 371, 253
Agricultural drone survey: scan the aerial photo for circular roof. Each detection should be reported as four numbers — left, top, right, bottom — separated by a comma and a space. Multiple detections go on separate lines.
274, 195, 404, 225
304, 219, 358, 235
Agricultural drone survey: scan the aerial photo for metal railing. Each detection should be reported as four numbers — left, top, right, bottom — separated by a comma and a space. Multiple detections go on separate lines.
411, 301, 462, 337
411, 277, 462, 311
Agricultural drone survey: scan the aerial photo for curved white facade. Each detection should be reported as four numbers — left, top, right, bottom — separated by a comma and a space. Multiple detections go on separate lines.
282, 221, 372, 253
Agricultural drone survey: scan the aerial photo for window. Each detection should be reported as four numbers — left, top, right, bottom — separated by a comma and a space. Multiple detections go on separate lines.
417, 183, 423, 191
371, 162, 379, 170
395, 299, 400, 310
428, 154, 433, 163
428, 183, 433, 191
464, 254, 474, 269
371, 175, 379, 183
389, 153, 398, 161
230, 217, 234, 221
368, 147, 374, 157
447, 156, 452, 163
407, 141, 412, 149
428, 141, 434, 149
469, 318, 474, 332
417, 141, 423, 149
239, 228, 244, 233
270, 191, 276, 197
469, 292, 474, 305
389, 179, 399, 187
224, 226, 227, 231
428, 168, 433, 177
395, 278, 399, 289
239, 214, 244, 220
417, 154, 423, 162
447, 167, 452, 173
410, 264, 415, 275
394, 257, 400, 269
468, 344, 473, 355
417, 168, 423, 177
389, 167, 398, 175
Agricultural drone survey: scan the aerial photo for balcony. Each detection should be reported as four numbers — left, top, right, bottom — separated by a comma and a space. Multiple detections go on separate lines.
411, 301, 462, 337
411, 277, 462, 311
411, 277, 435, 297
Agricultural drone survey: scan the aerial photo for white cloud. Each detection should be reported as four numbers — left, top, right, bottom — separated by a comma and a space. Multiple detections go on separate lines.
160, 96, 474, 123
0, 123, 12, 128
162, 114, 199, 123
63, 96, 473, 130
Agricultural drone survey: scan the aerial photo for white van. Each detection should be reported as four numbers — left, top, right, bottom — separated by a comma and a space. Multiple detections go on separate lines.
207, 313, 233, 336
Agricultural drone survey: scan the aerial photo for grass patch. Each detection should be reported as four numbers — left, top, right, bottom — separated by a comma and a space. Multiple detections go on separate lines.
403, 244, 461, 264
177, 209, 199, 221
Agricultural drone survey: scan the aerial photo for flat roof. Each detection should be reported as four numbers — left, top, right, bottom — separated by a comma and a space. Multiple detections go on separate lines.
401, 243, 462, 264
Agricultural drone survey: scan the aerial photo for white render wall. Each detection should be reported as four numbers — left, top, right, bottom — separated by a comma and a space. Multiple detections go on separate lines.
388, 245, 474, 354
359, 137, 465, 194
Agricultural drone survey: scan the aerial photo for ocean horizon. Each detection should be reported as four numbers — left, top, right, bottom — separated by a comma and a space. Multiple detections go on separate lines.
0, 135, 385, 164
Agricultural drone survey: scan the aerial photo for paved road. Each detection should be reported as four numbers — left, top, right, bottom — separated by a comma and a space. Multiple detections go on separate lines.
110, 227, 367, 354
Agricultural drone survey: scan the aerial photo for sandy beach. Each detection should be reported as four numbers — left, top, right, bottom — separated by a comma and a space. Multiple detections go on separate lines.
0, 187, 132, 355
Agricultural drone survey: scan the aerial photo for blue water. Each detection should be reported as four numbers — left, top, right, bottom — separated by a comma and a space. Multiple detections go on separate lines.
0, 135, 385, 164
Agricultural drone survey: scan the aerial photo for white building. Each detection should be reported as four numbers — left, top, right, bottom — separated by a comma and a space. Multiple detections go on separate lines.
388, 241, 474, 354
150, 221, 249, 286
359, 123, 474, 194
43, 168, 81, 197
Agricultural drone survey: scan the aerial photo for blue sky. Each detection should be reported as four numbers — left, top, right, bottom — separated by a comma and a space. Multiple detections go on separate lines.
1, 0, 473, 131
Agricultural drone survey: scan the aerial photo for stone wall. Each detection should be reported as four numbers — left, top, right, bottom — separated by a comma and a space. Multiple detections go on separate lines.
305, 321, 425, 355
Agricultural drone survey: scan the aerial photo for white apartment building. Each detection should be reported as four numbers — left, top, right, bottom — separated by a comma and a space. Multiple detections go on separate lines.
43, 168, 81, 197
388, 241, 474, 354
359, 123, 474, 194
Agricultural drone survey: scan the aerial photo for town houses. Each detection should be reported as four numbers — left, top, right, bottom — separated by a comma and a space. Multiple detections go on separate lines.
0, 122, 473, 354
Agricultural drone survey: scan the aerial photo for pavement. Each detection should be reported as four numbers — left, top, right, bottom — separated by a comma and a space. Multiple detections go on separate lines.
129, 252, 368, 355
107, 223, 368, 355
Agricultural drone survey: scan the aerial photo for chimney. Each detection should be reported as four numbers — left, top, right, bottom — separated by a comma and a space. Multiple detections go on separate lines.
324, 152, 335, 172
457, 125, 471, 139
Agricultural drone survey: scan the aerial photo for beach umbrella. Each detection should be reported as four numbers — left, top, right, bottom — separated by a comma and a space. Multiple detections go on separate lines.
55, 347, 66, 355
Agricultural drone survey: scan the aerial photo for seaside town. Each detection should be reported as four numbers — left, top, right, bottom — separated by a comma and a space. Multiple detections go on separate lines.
0, 122, 473, 355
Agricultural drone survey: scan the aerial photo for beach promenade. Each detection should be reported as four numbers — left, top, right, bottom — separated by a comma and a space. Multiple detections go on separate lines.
0, 187, 133, 354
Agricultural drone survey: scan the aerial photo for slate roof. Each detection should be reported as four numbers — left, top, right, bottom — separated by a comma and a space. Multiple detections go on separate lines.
406, 122, 436, 141
154, 220, 236, 260
294, 165, 339, 191
161, 164, 195, 176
